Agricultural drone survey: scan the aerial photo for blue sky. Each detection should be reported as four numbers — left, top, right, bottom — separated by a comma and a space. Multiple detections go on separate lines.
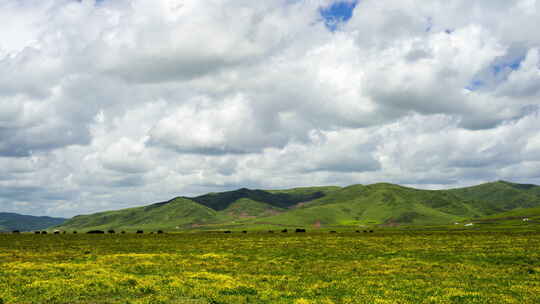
467, 54, 527, 91
320, 1, 358, 31
492, 56, 525, 74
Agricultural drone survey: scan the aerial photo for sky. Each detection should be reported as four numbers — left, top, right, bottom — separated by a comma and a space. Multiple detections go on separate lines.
1, 0, 540, 217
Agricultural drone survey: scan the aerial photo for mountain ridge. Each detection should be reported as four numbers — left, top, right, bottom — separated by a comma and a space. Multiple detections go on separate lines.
0, 212, 66, 232
56, 180, 540, 231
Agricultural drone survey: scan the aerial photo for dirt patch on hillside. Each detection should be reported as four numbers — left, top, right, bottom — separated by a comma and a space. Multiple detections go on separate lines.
228, 211, 256, 219
380, 218, 401, 227
264, 209, 283, 216
289, 202, 307, 209
239, 212, 256, 219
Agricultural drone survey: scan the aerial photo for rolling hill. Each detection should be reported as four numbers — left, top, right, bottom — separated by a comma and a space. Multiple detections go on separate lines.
447, 180, 540, 213
0, 213, 66, 232
56, 181, 540, 231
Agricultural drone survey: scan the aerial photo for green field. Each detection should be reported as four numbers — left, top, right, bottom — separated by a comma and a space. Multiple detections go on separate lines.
1, 231, 539, 304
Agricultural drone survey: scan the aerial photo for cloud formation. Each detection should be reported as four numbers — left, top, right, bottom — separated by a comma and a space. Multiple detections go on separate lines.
1, 0, 540, 217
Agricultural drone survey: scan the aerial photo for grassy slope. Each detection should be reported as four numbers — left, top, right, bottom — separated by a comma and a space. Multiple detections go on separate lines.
447, 180, 540, 213
248, 183, 476, 227
59, 197, 218, 231
56, 181, 540, 231
478, 206, 540, 219
219, 198, 285, 218
188, 187, 334, 210
467, 206, 540, 227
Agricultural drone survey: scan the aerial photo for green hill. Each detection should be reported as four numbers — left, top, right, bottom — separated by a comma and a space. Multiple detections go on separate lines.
447, 180, 540, 214
0, 213, 66, 232
55, 181, 540, 231
220, 198, 285, 218
257, 183, 480, 227
59, 197, 219, 231
188, 187, 333, 210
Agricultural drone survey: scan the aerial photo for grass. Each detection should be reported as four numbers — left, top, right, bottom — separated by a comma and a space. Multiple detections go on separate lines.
1, 231, 539, 303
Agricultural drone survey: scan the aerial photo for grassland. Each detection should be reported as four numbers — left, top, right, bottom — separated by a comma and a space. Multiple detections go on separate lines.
1, 231, 539, 303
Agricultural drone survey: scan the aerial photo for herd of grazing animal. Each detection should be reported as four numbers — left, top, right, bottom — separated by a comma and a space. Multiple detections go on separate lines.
219, 229, 377, 234
8, 230, 168, 234
9, 228, 377, 234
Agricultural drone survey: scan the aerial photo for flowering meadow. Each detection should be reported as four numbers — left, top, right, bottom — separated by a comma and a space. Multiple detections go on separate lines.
0, 231, 539, 303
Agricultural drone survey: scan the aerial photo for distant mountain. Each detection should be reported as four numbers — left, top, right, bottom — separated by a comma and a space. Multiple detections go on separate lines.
57, 181, 540, 231
0, 212, 66, 232
59, 187, 338, 231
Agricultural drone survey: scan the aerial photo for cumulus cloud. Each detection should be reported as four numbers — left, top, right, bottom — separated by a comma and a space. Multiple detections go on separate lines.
1, 0, 540, 217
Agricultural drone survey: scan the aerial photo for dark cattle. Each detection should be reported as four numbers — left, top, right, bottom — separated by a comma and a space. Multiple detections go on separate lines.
54, 231, 60, 235
108, 230, 115, 234
41, 231, 48, 235
136, 230, 144, 234
34, 231, 41, 234
12, 230, 20, 234
369, 230, 374, 233
87, 230, 105, 234
329, 231, 337, 233
242, 231, 247, 234
157, 230, 164, 234
295, 228, 306, 233
268, 230, 274, 233
121, 231, 126, 234
355, 230, 360, 233
224, 231, 231, 234
73, 231, 78, 234
363, 230, 368, 233
281, 229, 288, 233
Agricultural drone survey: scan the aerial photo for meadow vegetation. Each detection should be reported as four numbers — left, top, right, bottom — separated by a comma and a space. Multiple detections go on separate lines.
1, 231, 539, 303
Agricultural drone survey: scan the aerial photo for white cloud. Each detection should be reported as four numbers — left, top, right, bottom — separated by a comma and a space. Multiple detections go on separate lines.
1, 0, 540, 217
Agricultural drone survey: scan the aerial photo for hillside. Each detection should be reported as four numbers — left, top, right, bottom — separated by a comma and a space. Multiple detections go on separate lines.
0, 213, 66, 232
59, 197, 218, 231
56, 181, 540, 231
187, 187, 335, 210
447, 180, 540, 213
464, 206, 540, 227
258, 183, 482, 227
